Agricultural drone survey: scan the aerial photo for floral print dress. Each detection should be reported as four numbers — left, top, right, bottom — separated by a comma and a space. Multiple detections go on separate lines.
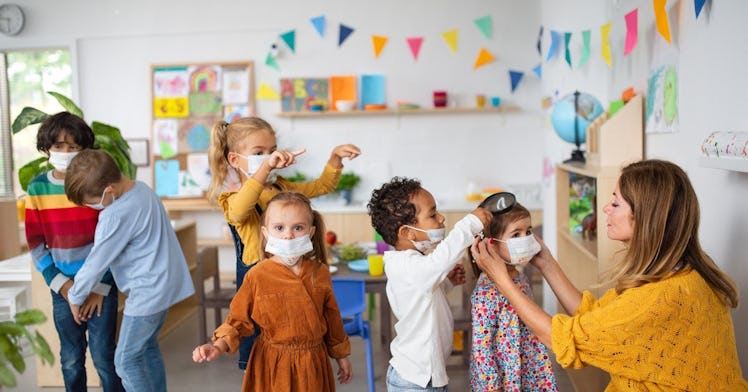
470, 272, 558, 392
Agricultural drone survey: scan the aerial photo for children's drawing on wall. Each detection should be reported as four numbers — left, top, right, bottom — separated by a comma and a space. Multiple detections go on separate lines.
224, 104, 251, 123
153, 119, 178, 159
177, 120, 211, 153
646, 64, 678, 133
222, 66, 251, 105
154, 66, 189, 97
187, 153, 211, 191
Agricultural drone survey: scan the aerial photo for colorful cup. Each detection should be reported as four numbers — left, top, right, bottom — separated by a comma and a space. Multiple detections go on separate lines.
367, 254, 384, 276
490, 96, 501, 107
433, 91, 448, 108
476, 94, 486, 108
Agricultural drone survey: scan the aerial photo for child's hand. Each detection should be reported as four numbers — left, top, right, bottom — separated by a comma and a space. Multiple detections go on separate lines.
328, 144, 361, 168
69, 303, 83, 325
335, 357, 352, 384
470, 207, 494, 229
59, 280, 73, 302
266, 149, 306, 169
78, 293, 104, 322
448, 263, 466, 286
192, 343, 223, 363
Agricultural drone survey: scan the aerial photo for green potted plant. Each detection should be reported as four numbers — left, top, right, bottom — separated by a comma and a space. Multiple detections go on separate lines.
0, 309, 54, 388
335, 172, 360, 205
12, 91, 136, 192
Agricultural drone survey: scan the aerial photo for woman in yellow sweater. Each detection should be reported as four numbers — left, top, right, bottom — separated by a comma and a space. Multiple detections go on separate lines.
472, 159, 747, 390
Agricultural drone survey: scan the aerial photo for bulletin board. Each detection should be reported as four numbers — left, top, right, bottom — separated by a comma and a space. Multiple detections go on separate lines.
150, 61, 255, 199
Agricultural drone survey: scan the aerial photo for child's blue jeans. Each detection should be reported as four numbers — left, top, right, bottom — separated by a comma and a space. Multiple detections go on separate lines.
115, 310, 167, 392
52, 288, 123, 392
386, 365, 449, 391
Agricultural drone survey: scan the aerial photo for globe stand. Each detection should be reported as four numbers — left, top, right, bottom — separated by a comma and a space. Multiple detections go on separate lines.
563, 91, 586, 164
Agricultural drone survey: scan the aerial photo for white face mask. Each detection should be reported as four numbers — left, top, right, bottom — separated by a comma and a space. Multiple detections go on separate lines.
405, 225, 446, 254
265, 234, 313, 266
85, 187, 115, 210
234, 153, 277, 183
48, 151, 79, 173
495, 234, 541, 265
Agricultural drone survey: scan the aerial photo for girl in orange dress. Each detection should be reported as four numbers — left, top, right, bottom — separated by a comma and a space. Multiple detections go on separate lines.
193, 191, 352, 391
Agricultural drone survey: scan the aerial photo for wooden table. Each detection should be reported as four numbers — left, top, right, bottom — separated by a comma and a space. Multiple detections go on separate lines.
333, 262, 391, 365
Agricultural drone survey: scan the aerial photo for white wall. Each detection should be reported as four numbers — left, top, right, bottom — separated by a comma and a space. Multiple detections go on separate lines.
541, 0, 748, 375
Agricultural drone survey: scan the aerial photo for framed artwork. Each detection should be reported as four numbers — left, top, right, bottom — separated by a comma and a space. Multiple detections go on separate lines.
127, 139, 150, 167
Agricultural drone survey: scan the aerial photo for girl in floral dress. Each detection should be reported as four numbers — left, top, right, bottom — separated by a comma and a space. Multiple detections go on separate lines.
469, 202, 558, 392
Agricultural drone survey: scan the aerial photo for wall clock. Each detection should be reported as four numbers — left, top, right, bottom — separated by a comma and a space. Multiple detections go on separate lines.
0, 4, 25, 36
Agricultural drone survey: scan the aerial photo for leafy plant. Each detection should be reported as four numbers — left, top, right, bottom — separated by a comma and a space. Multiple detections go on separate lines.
335, 172, 361, 191
0, 309, 54, 387
12, 91, 136, 191
285, 171, 307, 183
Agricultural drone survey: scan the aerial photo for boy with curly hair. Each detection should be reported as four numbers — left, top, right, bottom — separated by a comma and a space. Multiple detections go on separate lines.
367, 177, 491, 391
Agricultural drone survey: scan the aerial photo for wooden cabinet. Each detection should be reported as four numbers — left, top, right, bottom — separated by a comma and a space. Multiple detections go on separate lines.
31, 220, 198, 387
554, 95, 643, 391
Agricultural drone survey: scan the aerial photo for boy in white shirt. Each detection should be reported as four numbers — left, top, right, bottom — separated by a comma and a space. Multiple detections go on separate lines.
367, 177, 491, 391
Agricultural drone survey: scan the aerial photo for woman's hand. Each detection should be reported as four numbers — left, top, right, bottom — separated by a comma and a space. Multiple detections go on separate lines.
471, 237, 512, 286
336, 357, 352, 384
529, 236, 554, 273
328, 144, 361, 168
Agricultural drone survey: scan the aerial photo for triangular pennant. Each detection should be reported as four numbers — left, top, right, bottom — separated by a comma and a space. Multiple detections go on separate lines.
339, 24, 355, 47
257, 82, 280, 100
372, 35, 389, 58
532, 64, 542, 79
310, 15, 326, 37
546, 30, 561, 62
473, 48, 495, 70
695, 0, 707, 18
509, 70, 524, 93
406, 37, 424, 61
654, 0, 672, 43
474, 16, 493, 39
441, 29, 458, 53
601, 23, 612, 68
577, 30, 591, 68
564, 32, 573, 68
624, 9, 638, 56
537, 26, 543, 55
265, 53, 280, 71
280, 30, 296, 53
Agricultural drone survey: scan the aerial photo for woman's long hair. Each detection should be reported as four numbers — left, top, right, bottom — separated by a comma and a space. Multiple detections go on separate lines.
606, 159, 738, 307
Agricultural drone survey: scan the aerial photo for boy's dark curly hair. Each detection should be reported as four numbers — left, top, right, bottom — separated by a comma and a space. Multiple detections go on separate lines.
367, 177, 423, 246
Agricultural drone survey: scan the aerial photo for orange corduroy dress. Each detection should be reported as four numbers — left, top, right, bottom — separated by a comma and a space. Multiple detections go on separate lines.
212, 258, 351, 392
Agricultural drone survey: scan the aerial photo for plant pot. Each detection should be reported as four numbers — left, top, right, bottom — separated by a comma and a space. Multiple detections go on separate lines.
339, 189, 352, 205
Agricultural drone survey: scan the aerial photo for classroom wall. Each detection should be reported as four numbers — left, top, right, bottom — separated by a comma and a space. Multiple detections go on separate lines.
540, 0, 748, 375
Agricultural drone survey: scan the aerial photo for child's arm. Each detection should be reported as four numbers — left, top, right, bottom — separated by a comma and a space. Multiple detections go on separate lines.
193, 338, 228, 363
326, 144, 361, 169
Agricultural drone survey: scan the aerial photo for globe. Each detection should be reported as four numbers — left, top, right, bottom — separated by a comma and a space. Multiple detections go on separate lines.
551, 92, 604, 145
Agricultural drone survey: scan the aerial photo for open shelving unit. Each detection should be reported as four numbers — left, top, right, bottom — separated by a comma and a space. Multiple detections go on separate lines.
555, 95, 644, 391
275, 105, 519, 118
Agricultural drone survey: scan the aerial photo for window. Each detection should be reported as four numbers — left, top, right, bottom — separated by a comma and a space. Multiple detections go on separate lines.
0, 49, 72, 198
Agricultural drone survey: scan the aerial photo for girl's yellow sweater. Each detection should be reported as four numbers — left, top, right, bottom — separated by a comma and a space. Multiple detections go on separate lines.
552, 268, 747, 391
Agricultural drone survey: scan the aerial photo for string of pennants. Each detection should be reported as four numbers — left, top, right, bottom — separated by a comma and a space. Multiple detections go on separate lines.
259, 0, 708, 99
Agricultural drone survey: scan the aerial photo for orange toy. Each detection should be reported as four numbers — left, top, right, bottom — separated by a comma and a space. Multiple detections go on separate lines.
622, 87, 635, 103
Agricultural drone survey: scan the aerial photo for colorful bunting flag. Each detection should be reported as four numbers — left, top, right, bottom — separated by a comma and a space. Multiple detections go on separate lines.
473, 48, 495, 69
372, 35, 389, 59
577, 30, 591, 68
601, 23, 612, 67
532, 64, 542, 79
339, 24, 355, 47
310, 15, 326, 37
509, 70, 524, 93
624, 9, 638, 56
695, 0, 707, 18
564, 32, 573, 68
441, 29, 458, 53
257, 82, 280, 100
280, 30, 296, 53
265, 53, 280, 71
654, 0, 672, 43
474, 16, 493, 39
537, 26, 543, 55
546, 30, 561, 62
406, 37, 424, 61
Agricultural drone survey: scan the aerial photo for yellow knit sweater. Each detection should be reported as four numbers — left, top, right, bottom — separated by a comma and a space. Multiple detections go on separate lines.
552, 268, 747, 391
218, 164, 341, 265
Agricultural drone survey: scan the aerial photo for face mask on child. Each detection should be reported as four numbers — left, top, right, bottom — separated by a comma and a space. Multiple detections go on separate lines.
48, 151, 79, 172
234, 153, 278, 183
85, 187, 115, 210
494, 234, 541, 265
265, 234, 313, 266
404, 225, 446, 254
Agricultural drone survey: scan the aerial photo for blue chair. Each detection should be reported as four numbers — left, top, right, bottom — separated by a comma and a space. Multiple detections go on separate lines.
331, 277, 375, 392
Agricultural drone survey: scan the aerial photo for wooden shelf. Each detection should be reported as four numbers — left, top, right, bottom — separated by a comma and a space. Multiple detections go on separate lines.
198, 238, 233, 247
698, 156, 748, 173
162, 198, 216, 212
557, 229, 597, 259
275, 105, 519, 118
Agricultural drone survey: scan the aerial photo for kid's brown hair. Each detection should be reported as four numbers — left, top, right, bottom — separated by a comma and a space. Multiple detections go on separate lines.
64, 149, 122, 206
207, 117, 276, 202
470, 202, 531, 278
260, 191, 328, 265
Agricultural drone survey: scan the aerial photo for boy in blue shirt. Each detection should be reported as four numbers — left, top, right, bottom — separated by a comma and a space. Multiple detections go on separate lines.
64, 149, 194, 392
